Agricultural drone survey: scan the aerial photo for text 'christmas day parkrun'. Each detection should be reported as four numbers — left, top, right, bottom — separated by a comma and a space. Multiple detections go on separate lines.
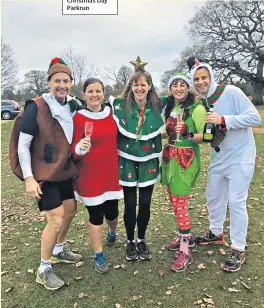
62, 0, 118, 15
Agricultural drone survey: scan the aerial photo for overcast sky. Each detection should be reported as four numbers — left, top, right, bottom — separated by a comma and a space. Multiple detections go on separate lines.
2, 0, 206, 88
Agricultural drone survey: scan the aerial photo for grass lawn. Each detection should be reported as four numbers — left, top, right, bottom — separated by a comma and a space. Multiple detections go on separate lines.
1, 121, 264, 308
256, 105, 264, 128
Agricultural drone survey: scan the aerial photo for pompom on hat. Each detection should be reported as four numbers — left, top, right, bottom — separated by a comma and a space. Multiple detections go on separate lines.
47, 57, 73, 80
167, 73, 191, 92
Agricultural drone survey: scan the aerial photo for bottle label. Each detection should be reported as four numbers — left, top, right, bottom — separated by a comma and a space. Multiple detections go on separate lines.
204, 133, 213, 140
206, 129, 211, 134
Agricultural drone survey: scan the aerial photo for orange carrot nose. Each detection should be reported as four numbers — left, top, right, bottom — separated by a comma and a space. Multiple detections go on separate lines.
195, 58, 200, 66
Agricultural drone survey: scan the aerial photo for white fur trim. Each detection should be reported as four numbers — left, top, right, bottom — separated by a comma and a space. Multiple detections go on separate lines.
118, 150, 162, 162
119, 180, 138, 187
75, 141, 90, 156
74, 190, 123, 206
113, 114, 165, 140
78, 106, 110, 119
138, 173, 160, 187
168, 75, 191, 91
120, 174, 160, 187
108, 95, 115, 107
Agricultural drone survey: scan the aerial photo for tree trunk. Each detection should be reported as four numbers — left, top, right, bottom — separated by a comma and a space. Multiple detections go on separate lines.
252, 81, 264, 105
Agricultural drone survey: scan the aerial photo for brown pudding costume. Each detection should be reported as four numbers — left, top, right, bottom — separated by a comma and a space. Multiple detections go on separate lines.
9, 58, 82, 291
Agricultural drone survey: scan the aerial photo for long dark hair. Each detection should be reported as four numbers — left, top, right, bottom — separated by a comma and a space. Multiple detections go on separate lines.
165, 79, 195, 121
121, 71, 162, 115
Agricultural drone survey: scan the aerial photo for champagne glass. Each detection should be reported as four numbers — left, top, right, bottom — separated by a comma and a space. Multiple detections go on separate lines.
85, 121, 93, 139
176, 108, 184, 143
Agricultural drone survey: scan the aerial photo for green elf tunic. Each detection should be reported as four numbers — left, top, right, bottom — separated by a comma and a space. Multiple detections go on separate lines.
160, 101, 206, 196
109, 96, 167, 187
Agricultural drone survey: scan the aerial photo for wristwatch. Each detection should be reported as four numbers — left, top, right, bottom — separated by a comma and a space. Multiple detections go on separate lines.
189, 132, 194, 139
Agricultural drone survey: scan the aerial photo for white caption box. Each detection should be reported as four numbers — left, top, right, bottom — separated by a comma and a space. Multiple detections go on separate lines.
62, 0, 118, 15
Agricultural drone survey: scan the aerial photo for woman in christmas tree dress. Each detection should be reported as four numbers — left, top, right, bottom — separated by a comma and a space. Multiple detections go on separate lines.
71, 78, 123, 273
109, 57, 166, 261
160, 73, 206, 272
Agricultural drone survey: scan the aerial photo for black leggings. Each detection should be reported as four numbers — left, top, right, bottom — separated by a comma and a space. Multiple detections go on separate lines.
86, 199, 119, 225
123, 185, 154, 241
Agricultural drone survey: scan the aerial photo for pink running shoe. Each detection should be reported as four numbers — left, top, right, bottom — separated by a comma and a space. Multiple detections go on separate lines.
167, 236, 195, 251
170, 251, 193, 272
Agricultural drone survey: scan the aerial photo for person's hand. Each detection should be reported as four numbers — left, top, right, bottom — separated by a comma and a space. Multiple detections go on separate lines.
175, 121, 185, 134
206, 112, 222, 125
79, 137, 91, 150
25, 176, 43, 200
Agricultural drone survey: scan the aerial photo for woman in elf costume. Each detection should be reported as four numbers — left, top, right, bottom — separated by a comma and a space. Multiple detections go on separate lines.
160, 73, 206, 272
109, 56, 166, 261
71, 78, 123, 273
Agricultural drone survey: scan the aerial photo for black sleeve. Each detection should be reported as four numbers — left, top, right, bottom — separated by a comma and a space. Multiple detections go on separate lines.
104, 101, 111, 108
20, 101, 38, 136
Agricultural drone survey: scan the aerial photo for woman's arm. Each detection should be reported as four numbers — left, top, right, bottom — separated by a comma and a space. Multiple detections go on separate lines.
191, 104, 207, 144
71, 115, 91, 160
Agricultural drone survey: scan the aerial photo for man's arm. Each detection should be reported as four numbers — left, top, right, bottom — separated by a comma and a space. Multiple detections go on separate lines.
222, 87, 261, 130
18, 101, 42, 199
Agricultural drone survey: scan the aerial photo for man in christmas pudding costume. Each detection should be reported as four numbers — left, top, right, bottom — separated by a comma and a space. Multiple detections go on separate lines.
109, 56, 166, 261
190, 58, 261, 272
9, 58, 82, 290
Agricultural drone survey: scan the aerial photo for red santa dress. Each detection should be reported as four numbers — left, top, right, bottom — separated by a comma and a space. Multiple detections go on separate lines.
72, 106, 123, 206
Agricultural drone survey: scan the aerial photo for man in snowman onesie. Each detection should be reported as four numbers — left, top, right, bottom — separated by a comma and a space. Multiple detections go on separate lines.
190, 59, 261, 272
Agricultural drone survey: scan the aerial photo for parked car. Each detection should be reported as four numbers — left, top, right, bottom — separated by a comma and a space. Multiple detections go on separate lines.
1, 99, 20, 120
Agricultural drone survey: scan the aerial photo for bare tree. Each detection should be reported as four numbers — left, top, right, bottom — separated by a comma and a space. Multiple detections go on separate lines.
102, 65, 119, 83
104, 85, 114, 101
102, 65, 132, 95
62, 46, 98, 98
160, 48, 197, 91
185, 0, 264, 105
1, 39, 18, 91
22, 70, 49, 97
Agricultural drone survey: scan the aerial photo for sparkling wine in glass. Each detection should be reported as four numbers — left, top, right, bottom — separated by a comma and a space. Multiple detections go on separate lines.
85, 121, 93, 138
176, 108, 184, 143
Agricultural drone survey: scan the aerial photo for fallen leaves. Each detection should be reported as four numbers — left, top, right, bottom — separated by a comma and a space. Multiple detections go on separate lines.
207, 250, 214, 255
159, 270, 165, 277
228, 287, 241, 293
133, 270, 139, 276
115, 304, 122, 308
240, 281, 252, 291
27, 269, 34, 274
194, 297, 214, 307
78, 292, 88, 299
114, 264, 126, 269
5, 287, 13, 293
74, 276, 82, 281
219, 248, 226, 255
165, 290, 172, 295
129, 295, 142, 301
197, 263, 206, 270
75, 261, 84, 268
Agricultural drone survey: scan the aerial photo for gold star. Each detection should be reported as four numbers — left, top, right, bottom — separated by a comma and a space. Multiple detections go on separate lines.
130, 56, 148, 72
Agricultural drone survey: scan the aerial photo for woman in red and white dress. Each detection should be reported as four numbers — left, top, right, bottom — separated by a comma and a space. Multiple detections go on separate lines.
71, 78, 123, 273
